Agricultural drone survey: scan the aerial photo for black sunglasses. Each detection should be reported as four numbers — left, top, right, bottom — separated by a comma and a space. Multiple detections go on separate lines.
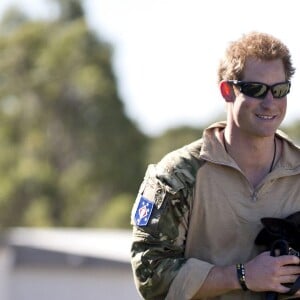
227, 80, 291, 99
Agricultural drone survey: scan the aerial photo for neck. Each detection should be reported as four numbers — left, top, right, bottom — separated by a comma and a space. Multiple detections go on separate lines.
223, 131, 277, 187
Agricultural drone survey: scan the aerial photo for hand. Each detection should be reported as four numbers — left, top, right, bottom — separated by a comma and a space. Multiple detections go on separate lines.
244, 251, 300, 293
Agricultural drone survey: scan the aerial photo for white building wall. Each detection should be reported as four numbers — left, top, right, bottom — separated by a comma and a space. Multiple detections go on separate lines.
0, 248, 13, 300
9, 266, 141, 300
0, 229, 142, 300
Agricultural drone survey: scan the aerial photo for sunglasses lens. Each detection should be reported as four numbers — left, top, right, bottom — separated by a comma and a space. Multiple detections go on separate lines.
241, 83, 267, 98
272, 82, 290, 98
230, 80, 291, 99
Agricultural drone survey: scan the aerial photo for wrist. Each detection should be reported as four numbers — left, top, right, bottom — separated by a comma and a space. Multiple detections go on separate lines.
236, 263, 249, 291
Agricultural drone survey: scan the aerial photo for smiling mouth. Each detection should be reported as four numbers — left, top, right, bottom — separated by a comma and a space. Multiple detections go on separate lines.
256, 114, 276, 120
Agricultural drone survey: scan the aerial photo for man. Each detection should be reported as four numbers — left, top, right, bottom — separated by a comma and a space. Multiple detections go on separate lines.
130, 32, 300, 299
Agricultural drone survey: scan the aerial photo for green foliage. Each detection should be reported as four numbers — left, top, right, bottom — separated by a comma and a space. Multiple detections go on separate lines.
0, 2, 147, 228
91, 193, 134, 229
1, 1, 299, 229
147, 126, 204, 164
0, 6, 28, 35
281, 121, 300, 144
52, 0, 84, 21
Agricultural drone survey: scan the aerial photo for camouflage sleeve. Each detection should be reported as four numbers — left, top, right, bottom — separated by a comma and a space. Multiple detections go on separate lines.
130, 141, 213, 300
131, 164, 190, 299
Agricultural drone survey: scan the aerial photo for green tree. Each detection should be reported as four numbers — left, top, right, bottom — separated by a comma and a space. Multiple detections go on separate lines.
281, 121, 300, 144
0, 1, 147, 227
147, 126, 204, 164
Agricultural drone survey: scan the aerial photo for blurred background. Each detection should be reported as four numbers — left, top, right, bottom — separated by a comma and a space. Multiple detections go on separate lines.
0, 0, 299, 299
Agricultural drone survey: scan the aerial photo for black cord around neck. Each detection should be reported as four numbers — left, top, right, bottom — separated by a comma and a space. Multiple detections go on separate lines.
223, 134, 277, 173
269, 138, 277, 173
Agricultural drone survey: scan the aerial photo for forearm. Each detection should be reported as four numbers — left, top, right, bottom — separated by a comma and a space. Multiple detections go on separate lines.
192, 265, 241, 298
192, 251, 300, 298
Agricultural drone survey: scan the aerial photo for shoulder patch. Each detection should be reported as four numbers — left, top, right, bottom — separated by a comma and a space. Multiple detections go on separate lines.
133, 195, 154, 226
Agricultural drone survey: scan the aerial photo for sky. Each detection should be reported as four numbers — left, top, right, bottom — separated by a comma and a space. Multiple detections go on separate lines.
0, 0, 300, 136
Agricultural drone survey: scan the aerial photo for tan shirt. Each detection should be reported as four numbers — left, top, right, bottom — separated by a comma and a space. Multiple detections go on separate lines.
167, 124, 300, 299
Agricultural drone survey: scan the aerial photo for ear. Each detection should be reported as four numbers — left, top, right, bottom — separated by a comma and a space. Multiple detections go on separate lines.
220, 81, 235, 102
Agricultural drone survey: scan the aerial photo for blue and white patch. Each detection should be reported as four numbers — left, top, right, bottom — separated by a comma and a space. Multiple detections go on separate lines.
134, 195, 154, 226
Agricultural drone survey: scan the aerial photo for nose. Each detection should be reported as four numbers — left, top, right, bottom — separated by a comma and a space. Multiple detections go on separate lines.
261, 89, 274, 107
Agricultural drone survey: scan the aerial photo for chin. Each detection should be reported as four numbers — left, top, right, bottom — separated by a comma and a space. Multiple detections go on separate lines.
255, 129, 277, 138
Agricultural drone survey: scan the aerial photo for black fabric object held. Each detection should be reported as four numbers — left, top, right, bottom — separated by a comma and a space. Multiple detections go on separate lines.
255, 212, 300, 299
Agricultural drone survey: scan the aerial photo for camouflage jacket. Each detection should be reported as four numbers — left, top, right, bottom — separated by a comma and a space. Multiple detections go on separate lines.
130, 122, 300, 300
